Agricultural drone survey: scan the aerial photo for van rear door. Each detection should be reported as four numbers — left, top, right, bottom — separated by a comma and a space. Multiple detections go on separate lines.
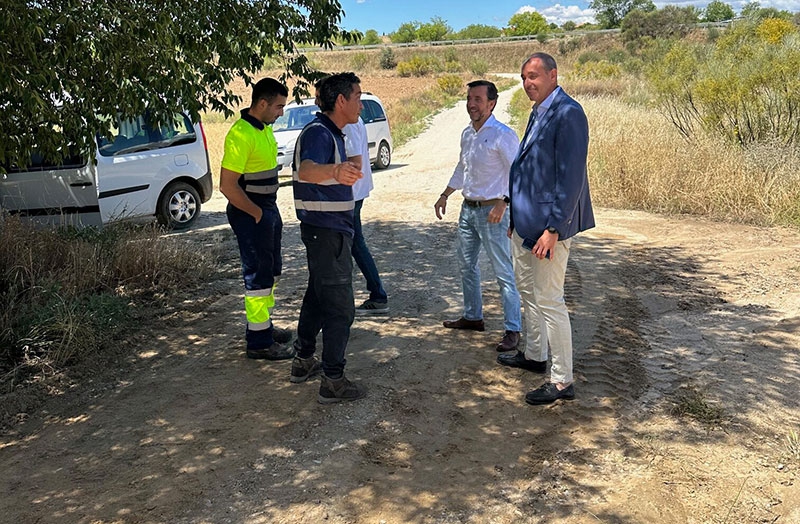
0, 153, 102, 228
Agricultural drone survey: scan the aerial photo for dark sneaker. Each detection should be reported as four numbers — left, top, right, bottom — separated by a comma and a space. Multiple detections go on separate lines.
246, 341, 295, 360
496, 330, 520, 352
442, 317, 485, 331
272, 326, 293, 344
355, 300, 389, 316
318, 375, 367, 404
497, 351, 547, 373
525, 383, 575, 405
290, 356, 322, 383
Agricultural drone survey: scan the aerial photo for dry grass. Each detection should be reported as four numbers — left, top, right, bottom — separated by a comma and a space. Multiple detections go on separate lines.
584, 95, 800, 226
509, 86, 800, 227
0, 218, 220, 380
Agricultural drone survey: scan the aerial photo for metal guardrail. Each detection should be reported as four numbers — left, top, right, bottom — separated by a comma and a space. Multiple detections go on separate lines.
300, 29, 622, 52
300, 20, 734, 52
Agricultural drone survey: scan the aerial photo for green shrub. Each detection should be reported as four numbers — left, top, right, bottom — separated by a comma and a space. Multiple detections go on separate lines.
559, 37, 583, 55
443, 47, 459, 63
379, 48, 397, 69
646, 26, 800, 148
350, 52, 369, 70
571, 60, 623, 79
396, 54, 441, 77
577, 51, 604, 64
437, 74, 464, 96
468, 59, 489, 76
445, 60, 462, 73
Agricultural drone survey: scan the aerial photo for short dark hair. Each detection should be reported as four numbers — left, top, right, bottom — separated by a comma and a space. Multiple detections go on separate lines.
466, 80, 498, 101
521, 52, 558, 73
317, 72, 361, 113
251, 77, 288, 107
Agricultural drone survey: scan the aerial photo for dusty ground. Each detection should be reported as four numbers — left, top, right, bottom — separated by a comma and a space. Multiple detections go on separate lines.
1, 91, 799, 524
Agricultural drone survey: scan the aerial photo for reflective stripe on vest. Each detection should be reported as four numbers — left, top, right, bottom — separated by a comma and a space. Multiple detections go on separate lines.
293, 199, 355, 212
243, 166, 280, 195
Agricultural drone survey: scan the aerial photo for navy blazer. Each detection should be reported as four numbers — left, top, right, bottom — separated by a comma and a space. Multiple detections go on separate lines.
509, 88, 595, 244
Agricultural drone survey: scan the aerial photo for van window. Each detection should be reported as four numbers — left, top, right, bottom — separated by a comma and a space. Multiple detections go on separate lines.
273, 105, 318, 132
2, 150, 87, 173
97, 112, 196, 157
361, 100, 386, 124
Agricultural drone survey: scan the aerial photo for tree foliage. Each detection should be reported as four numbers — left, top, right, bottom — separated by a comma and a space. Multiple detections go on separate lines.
0, 0, 355, 171
622, 5, 700, 44
452, 24, 502, 40
703, 0, 734, 22
590, 0, 656, 29
416, 17, 452, 42
740, 1, 794, 21
506, 11, 550, 36
361, 29, 382, 45
390, 22, 420, 43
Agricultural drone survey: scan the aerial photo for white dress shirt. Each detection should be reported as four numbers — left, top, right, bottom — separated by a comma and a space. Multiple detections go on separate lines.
344, 117, 373, 202
447, 114, 519, 201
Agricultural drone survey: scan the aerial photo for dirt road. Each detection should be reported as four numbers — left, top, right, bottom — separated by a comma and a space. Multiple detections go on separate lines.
2, 90, 799, 524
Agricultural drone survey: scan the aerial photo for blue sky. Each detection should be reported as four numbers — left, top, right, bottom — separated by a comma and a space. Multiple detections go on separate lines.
338, 0, 800, 34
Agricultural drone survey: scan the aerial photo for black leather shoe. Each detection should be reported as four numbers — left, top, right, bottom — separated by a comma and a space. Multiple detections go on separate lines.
443, 317, 485, 331
246, 341, 295, 360
272, 326, 293, 344
496, 351, 546, 373
525, 383, 575, 405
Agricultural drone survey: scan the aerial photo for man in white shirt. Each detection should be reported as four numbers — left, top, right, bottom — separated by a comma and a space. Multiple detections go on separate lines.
344, 116, 389, 315
434, 80, 522, 352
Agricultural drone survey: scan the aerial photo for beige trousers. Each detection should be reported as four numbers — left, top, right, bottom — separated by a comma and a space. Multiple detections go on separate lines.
511, 231, 573, 384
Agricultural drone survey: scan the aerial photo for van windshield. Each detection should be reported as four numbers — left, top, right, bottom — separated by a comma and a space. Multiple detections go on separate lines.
273, 104, 319, 132
97, 112, 196, 157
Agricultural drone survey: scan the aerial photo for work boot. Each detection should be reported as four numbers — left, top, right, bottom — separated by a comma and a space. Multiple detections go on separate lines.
290, 356, 322, 383
272, 326, 293, 344
246, 341, 295, 360
318, 374, 367, 404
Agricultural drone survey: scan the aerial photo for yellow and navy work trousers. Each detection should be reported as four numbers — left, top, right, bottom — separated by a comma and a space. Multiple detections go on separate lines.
226, 202, 283, 350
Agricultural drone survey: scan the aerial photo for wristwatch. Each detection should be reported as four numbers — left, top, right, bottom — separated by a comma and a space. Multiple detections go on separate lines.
502, 195, 510, 204
546, 226, 558, 234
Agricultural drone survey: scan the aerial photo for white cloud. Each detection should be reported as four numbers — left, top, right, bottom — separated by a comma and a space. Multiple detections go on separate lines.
515, 4, 596, 26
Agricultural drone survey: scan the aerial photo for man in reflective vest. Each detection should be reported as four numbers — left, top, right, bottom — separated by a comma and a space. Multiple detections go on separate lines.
291, 72, 367, 403
220, 77, 294, 360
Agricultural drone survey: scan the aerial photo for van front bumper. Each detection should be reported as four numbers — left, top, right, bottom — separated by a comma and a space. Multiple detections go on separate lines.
198, 170, 213, 202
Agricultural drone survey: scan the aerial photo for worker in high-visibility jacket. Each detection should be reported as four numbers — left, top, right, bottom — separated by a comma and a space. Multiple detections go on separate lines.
220, 77, 294, 360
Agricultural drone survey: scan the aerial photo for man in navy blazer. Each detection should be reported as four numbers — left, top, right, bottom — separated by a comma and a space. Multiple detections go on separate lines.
498, 52, 595, 405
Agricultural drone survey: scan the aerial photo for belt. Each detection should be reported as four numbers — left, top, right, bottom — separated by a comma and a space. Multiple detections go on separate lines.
463, 198, 502, 207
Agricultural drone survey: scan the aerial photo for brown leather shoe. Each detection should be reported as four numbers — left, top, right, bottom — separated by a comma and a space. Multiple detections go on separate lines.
496, 330, 520, 352
443, 317, 485, 331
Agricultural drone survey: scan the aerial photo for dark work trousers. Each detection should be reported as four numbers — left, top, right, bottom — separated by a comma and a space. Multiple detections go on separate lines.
296, 223, 355, 379
226, 202, 283, 350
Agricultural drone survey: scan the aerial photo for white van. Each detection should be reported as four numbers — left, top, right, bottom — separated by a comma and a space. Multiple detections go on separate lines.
273, 93, 393, 171
0, 111, 213, 229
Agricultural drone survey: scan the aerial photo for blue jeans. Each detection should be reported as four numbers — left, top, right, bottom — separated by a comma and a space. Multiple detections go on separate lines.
352, 199, 387, 302
456, 203, 521, 332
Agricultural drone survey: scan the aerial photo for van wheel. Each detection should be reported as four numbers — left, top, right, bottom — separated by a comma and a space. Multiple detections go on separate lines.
157, 181, 200, 230
374, 141, 391, 169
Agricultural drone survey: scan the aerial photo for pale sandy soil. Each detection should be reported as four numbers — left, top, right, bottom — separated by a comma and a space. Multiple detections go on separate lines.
1, 90, 799, 524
